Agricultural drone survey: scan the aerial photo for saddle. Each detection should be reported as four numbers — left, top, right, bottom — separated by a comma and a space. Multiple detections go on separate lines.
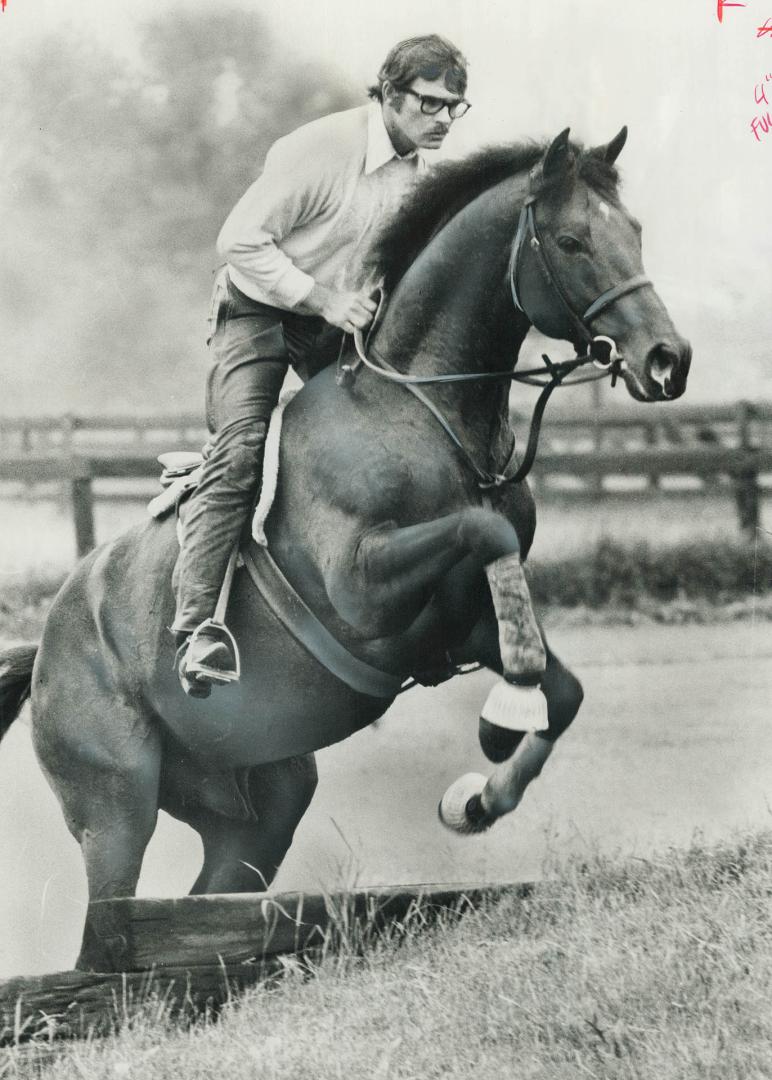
147, 389, 296, 546
147, 391, 462, 700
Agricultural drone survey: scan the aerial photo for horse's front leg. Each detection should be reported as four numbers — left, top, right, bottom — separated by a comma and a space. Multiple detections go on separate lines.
326, 508, 533, 641
324, 506, 546, 712
441, 610, 584, 835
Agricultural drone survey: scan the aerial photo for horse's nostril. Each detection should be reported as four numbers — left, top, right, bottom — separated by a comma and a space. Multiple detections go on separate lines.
651, 345, 678, 373
649, 344, 680, 396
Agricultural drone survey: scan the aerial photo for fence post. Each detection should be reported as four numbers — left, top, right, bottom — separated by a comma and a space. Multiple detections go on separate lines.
61, 416, 96, 557
590, 379, 604, 495
733, 401, 760, 542
645, 420, 660, 490
70, 470, 96, 558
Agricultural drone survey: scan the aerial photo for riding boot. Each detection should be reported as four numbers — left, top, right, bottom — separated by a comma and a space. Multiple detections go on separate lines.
172, 418, 271, 697
174, 632, 237, 699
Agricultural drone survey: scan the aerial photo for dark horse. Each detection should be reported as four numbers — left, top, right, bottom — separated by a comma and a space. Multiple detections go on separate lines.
0, 129, 690, 968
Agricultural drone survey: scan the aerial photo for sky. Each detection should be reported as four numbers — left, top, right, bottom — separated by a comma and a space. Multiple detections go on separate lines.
1, 0, 771, 402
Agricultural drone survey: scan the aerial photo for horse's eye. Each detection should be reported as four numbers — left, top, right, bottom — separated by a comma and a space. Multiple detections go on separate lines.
557, 235, 583, 254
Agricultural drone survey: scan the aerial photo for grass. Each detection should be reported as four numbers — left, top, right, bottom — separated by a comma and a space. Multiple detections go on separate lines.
3, 831, 771, 1079
528, 537, 772, 611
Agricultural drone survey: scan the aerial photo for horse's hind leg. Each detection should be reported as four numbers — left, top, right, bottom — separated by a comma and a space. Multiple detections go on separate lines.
31, 644, 162, 936
161, 753, 318, 894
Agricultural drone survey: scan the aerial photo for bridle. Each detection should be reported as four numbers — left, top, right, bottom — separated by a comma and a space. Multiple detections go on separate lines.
340, 175, 653, 489
508, 174, 651, 360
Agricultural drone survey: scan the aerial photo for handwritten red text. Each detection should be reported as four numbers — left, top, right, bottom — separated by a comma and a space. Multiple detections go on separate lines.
750, 111, 772, 137
717, 0, 747, 19
751, 74, 772, 137
755, 73, 772, 102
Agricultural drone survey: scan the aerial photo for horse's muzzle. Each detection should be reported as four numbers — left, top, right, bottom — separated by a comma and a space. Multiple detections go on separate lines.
644, 339, 692, 400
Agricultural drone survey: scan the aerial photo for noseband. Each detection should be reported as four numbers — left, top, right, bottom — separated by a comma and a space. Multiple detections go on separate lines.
343, 183, 653, 489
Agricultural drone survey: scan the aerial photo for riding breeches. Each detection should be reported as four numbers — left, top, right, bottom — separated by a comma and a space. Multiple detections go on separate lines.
171, 271, 342, 634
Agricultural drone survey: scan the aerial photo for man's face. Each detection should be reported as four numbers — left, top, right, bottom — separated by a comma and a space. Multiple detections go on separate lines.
383, 75, 466, 153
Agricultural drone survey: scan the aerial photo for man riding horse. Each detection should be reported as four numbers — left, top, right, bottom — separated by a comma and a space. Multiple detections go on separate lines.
173, 34, 472, 695
0, 96, 692, 933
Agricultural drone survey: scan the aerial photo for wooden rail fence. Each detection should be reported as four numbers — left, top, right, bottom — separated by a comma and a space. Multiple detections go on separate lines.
1, 402, 770, 556
0, 884, 526, 1045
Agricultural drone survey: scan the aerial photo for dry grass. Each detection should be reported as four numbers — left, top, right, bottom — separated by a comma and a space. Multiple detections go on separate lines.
3, 831, 772, 1079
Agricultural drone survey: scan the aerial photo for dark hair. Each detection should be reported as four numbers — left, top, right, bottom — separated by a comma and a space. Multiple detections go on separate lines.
368, 35, 468, 102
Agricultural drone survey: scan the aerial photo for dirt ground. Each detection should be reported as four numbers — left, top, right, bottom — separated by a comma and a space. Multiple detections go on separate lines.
0, 621, 770, 979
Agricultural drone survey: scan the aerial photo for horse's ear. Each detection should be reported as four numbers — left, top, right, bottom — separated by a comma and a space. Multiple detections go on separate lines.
541, 127, 574, 179
592, 126, 628, 165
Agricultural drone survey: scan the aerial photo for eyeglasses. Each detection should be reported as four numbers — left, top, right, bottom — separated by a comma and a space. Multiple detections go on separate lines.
401, 87, 471, 119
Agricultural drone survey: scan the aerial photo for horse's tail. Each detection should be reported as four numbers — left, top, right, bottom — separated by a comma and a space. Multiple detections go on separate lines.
0, 644, 38, 743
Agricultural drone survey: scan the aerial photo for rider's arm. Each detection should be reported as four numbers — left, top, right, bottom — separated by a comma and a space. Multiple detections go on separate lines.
216, 133, 331, 310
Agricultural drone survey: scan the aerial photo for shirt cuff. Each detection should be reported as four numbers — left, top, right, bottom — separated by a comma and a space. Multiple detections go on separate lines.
226, 264, 315, 311
271, 266, 316, 309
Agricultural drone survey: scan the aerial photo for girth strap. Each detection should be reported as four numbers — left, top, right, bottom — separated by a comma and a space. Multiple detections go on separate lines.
241, 543, 404, 700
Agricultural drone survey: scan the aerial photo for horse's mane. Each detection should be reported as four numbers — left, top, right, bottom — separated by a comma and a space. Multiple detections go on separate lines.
369, 140, 621, 292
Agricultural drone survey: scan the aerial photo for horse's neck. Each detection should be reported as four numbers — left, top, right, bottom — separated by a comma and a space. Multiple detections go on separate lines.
372, 176, 530, 453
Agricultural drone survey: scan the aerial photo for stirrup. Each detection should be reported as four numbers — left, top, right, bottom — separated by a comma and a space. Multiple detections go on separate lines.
185, 619, 241, 684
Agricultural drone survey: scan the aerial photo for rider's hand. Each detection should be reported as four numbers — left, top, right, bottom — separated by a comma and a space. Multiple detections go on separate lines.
301, 283, 377, 334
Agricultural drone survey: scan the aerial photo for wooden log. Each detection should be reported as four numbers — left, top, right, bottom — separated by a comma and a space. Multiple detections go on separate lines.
0, 963, 268, 1045
79, 884, 526, 974
1, 884, 528, 1045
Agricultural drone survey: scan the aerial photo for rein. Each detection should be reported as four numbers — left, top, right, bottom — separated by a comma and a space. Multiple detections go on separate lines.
338, 182, 652, 489
346, 336, 598, 488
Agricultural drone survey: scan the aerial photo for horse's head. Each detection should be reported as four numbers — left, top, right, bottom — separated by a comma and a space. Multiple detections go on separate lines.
512, 128, 691, 402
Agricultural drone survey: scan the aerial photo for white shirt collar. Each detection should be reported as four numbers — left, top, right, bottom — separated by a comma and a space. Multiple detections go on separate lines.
365, 102, 420, 175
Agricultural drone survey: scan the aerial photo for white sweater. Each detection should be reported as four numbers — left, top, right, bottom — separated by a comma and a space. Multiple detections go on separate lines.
217, 103, 425, 311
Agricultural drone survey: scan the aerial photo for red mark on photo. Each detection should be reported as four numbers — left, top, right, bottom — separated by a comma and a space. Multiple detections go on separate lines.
1, 0, 7, 12
757, 16, 772, 35
717, 0, 746, 21
750, 111, 772, 139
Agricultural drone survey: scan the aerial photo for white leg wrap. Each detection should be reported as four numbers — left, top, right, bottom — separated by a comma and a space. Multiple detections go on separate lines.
480, 732, 554, 819
480, 680, 549, 733
485, 553, 546, 679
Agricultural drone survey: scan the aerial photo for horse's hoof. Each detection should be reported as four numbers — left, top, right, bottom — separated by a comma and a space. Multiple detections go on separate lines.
438, 772, 490, 835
